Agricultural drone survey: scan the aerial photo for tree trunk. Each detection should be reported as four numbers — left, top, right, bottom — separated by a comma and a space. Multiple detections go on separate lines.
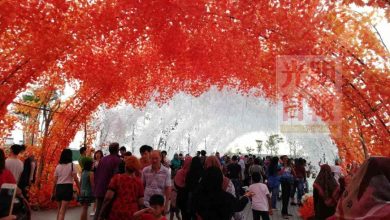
359, 128, 369, 159
36, 105, 52, 189
84, 120, 87, 148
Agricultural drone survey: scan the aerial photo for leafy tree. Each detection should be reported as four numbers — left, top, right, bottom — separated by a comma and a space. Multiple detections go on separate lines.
256, 140, 263, 156
225, 149, 234, 156
288, 140, 299, 158
246, 146, 254, 155
265, 134, 283, 156
13, 88, 63, 187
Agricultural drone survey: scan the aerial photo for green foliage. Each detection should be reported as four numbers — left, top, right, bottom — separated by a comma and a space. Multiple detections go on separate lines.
246, 146, 254, 154
265, 134, 283, 155
256, 140, 263, 155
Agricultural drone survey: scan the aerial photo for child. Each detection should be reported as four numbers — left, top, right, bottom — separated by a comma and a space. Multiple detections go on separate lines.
78, 159, 94, 220
134, 194, 167, 220
249, 172, 273, 220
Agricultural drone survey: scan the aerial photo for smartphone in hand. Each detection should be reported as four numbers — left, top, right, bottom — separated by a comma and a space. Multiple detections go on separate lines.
0, 183, 17, 218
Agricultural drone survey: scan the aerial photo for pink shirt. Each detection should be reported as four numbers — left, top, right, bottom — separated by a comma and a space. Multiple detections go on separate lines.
249, 183, 270, 211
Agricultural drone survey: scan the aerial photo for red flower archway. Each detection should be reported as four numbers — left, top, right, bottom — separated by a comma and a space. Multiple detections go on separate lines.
1, 0, 389, 207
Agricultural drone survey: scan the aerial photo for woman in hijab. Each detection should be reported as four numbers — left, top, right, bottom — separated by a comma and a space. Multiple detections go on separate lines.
177, 157, 203, 220
173, 156, 192, 220
171, 153, 182, 178
204, 156, 235, 194
98, 156, 144, 220
193, 167, 252, 220
330, 157, 390, 220
313, 164, 340, 220
205, 156, 245, 220
174, 156, 192, 188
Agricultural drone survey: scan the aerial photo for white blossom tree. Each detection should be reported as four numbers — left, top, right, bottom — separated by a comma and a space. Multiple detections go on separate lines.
89, 87, 338, 161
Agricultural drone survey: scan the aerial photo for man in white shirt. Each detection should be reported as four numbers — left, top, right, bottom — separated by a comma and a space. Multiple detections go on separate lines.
142, 150, 171, 213
5, 144, 26, 183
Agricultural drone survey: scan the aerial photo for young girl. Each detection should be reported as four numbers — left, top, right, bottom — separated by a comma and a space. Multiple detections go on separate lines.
79, 159, 94, 220
249, 172, 272, 220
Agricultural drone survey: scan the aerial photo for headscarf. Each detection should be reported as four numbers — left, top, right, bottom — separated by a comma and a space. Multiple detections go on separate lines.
185, 157, 204, 190
174, 156, 192, 188
171, 153, 182, 170
199, 166, 223, 193
313, 164, 340, 206
204, 156, 221, 169
331, 157, 390, 220
124, 156, 141, 173
205, 156, 230, 191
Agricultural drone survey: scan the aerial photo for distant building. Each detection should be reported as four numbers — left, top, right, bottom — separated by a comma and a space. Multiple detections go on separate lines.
5, 136, 14, 146
3, 134, 24, 148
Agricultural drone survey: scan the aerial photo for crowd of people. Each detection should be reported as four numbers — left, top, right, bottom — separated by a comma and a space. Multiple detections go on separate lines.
0, 143, 389, 220
48, 144, 343, 220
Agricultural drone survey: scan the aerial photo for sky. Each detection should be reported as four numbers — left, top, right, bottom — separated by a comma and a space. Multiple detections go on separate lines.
355, 6, 389, 50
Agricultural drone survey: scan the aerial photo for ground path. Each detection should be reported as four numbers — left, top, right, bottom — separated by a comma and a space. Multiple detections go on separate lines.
31, 199, 302, 220
32, 178, 314, 219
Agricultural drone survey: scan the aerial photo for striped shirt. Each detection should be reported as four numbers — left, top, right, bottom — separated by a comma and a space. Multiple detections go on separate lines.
142, 165, 171, 206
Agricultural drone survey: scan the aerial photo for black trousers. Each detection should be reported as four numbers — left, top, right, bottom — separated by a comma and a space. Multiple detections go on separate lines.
93, 197, 104, 220
252, 210, 270, 220
281, 180, 291, 215
180, 211, 196, 220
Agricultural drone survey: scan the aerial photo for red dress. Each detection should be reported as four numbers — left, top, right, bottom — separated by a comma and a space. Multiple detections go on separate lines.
141, 213, 168, 220
0, 169, 16, 186
107, 174, 144, 220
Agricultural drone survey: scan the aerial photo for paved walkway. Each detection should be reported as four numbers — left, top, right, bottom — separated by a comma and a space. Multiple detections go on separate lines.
32, 178, 314, 220
31, 200, 302, 220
